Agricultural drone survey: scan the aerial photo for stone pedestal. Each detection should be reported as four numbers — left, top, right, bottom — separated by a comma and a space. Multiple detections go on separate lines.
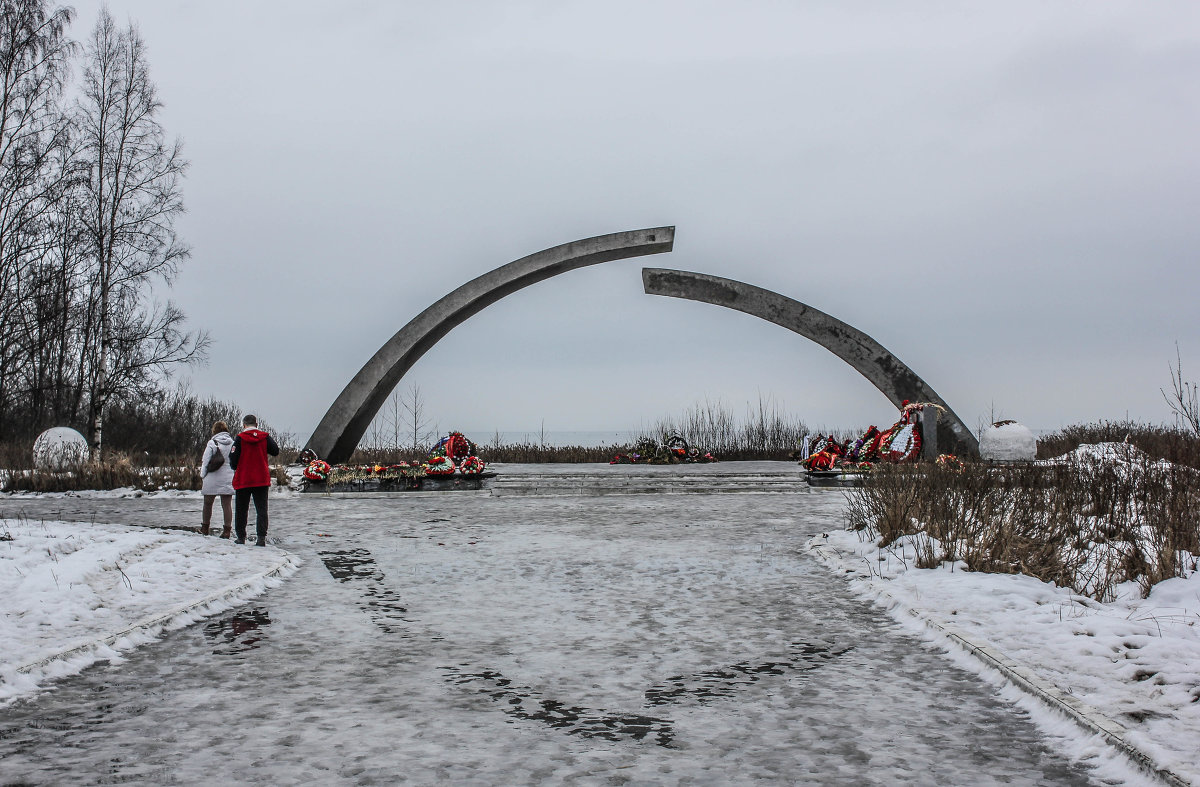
921, 410, 938, 461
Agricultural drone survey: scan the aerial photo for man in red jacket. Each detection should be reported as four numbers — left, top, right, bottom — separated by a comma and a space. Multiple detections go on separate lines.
229, 414, 280, 546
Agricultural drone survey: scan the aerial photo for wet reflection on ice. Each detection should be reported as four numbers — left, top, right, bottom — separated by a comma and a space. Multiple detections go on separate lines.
204, 608, 271, 654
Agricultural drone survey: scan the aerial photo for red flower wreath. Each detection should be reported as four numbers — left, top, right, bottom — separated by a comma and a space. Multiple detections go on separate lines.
303, 460, 331, 481
459, 455, 485, 475
936, 454, 964, 471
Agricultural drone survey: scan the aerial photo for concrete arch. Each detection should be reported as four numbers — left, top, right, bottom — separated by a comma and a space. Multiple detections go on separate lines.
641, 267, 979, 457
306, 227, 675, 464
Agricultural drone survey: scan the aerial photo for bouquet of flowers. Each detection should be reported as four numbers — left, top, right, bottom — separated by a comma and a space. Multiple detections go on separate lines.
431, 431, 478, 462
303, 460, 331, 481
425, 455, 456, 476
459, 455, 485, 475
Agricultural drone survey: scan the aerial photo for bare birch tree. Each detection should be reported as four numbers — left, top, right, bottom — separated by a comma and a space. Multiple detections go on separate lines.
77, 7, 204, 454
402, 384, 435, 454
384, 386, 403, 451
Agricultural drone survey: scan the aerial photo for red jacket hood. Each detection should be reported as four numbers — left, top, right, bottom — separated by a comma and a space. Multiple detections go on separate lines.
240, 428, 268, 444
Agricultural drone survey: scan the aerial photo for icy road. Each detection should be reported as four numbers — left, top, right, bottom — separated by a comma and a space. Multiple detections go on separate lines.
0, 466, 1102, 785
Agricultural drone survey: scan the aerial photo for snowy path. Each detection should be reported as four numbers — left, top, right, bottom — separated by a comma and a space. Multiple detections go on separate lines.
0, 518, 296, 696
0, 483, 1108, 784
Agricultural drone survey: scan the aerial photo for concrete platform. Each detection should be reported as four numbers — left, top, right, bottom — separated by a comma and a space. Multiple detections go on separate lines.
485, 461, 809, 497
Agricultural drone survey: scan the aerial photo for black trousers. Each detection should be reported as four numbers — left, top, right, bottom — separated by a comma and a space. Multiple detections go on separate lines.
234, 486, 270, 542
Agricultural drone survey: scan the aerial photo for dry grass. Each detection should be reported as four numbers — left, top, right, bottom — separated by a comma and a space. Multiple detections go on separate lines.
347, 443, 617, 464
1037, 421, 1200, 469
846, 451, 1200, 600
343, 397, 819, 464
273, 464, 291, 487
634, 398, 810, 460
1, 453, 295, 493
484, 444, 622, 463
2, 453, 202, 493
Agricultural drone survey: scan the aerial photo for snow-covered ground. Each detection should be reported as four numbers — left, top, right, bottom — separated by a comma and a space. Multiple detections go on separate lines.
1, 463, 1191, 784
0, 486, 1122, 785
810, 527, 1200, 786
0, 517, 299, 705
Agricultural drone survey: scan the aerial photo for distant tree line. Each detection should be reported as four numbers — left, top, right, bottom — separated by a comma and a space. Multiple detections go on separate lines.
0, 1, 204, 453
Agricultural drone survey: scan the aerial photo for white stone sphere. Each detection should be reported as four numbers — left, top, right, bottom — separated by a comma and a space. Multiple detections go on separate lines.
32, 427, 90, 471
979, 422, 1037, 462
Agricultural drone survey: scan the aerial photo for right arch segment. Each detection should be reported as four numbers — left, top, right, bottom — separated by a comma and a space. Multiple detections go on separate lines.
642, 268, 979, 457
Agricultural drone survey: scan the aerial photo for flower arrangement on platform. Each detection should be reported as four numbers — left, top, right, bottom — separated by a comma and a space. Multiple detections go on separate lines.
802, 401, 943, 473
323, 462, 426, 485
802, 433, 851, 471
426, 431, 490, 476
303, 460, 331, 481
803, 441, 843, 471
845, 426, 881, 462
299, 432, 491, 489
665, 434, 689, 461
936, 453, 964, 471
459, 455, 485, 475
878, 421, 921, 462
431, 431, 478, 462
609, 434, 718, 465
384, 462, 422, 477
324, 465, 364, 485
878, 400, 939, 462
425, 455, 456, 476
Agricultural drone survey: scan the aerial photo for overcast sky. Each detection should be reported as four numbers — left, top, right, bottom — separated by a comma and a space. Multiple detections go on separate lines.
67, 1, 1199, 443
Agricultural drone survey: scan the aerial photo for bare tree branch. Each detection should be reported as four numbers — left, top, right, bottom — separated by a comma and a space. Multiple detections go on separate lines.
1162, 343, 1200, 436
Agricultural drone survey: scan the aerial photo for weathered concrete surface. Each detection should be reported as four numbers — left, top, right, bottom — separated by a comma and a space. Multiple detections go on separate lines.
642, 268, 979, 457
306, 228, 675, 464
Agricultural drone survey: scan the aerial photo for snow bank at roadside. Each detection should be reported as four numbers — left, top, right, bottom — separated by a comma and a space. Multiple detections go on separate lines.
810, 528, 1200, 786
2, 484, 298, 500
0, 518, 299, 705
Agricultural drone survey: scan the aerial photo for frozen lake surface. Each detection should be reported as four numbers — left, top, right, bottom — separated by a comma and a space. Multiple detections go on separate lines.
0, 465, 1103, 784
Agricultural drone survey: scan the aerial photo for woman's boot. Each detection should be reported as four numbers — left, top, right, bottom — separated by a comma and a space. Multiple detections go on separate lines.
200, 523, 211, 536
219, 525, 231, 539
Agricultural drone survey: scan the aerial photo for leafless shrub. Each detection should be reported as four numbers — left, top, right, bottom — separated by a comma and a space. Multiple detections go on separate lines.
635, 396, 811, 460
1037, 421, 1200, 470
1162, 343, 1200, 436
2, 452, 201, 492
846, 453, 1200, 600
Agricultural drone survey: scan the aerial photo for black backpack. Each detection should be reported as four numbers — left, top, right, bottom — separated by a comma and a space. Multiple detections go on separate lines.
205, 442, 225, 473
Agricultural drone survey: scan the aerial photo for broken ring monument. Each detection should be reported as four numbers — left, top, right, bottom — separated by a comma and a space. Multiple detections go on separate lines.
302, 226, 976, 481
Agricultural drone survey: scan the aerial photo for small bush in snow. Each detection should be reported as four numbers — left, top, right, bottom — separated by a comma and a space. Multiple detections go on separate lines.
846, 445, 1199, 600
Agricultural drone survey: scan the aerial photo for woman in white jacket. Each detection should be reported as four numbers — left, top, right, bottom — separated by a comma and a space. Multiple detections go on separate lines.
200, 421, 236, 537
